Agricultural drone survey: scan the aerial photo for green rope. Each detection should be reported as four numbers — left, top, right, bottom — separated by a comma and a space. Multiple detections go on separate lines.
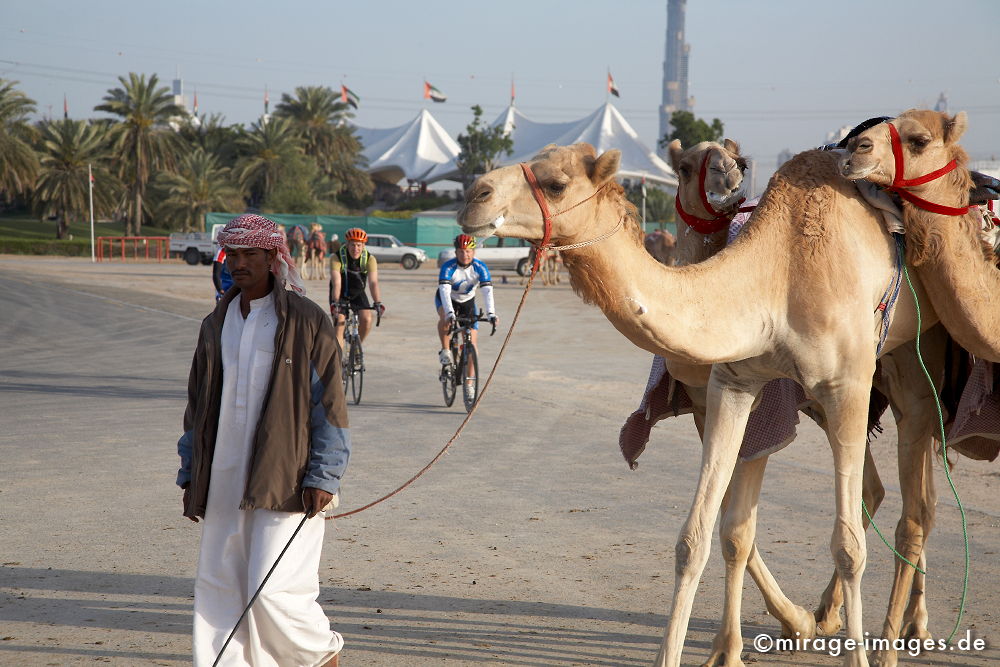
899, 250, 970, 646
861, 499, 925, 574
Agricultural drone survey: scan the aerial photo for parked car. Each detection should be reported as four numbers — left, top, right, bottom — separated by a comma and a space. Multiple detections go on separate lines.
169, 223, 225, 265
365, 234, 427, 270
437, 237, 533, 276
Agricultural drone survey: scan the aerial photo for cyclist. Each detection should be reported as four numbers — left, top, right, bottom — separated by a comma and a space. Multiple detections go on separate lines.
329, 228, 384, 349
436, 233, 498, 371
211, 245, 233, 302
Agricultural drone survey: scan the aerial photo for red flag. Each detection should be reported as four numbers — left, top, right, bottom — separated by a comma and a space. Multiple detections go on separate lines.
63, 94, 68, 119
423, 81, 447, 103
607, 72, 620, 98
510, 78, 516, 104
193, 90, 198, 115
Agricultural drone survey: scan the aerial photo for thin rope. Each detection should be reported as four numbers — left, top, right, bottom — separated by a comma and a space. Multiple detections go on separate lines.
547, 215, 625, 252
898, 237, 970, 645
327, 262, 543, 520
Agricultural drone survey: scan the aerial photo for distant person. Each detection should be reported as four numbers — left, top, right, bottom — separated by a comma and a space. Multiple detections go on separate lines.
211, 245, 232, 302
176, 213, 349, 667
329, 228, 384, 349
436, 234, 498, 372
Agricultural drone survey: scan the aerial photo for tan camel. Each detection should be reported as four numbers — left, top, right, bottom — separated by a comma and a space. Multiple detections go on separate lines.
643, 228, 677, 265
459, 142, 942, 667
840, 108, 1000, 362
663, 139, 944, 667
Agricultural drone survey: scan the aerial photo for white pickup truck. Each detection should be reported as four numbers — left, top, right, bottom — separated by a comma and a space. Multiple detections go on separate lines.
170, 224, 225, 265
437, 237, 533, 276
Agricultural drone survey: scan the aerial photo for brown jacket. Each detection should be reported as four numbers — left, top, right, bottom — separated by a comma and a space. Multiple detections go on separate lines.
177, 285, 350, 518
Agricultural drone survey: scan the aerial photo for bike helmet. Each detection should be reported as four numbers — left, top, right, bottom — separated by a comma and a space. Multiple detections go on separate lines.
345, 228, 368, 243
454, 233, 476, 249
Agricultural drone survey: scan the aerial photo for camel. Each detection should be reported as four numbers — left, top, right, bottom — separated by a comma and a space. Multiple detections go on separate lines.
458, 142, 942, 667
644, 228, 677, 265
305, 223, 328, 280
520, 246, 562, 286
840, 108, 1000, 363
659, 139, 948, 666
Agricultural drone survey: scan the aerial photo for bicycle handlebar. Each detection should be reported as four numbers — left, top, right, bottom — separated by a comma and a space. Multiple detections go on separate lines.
449, 309, 496, 336
332, 302, 382, 327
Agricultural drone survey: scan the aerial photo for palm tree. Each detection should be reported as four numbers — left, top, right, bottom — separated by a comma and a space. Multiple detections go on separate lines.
0, 79, 40, 203
32, 119, 120, 239
153, 148, 242, 232
274, 85, 372, 204
235, 117, 303, 208
95, 73, 184, 236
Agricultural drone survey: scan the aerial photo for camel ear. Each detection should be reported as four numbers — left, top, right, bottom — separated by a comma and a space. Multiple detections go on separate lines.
590, 149, 621, 185
723, 138, 740, 155
945, 112, 967, 144
667, 139, 684, 172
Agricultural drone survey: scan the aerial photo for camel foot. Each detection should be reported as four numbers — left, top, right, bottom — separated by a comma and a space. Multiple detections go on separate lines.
779, 604, 817, 640
700, 648, 745, 667
901, 618, 931, 642
813, 605, 843, 636
870, 649, 898, 667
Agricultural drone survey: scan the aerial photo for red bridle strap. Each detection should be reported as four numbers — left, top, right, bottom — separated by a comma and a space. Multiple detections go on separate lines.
675, 152, 746, 234
886, 122, 970, 216
519, 162, 611, 271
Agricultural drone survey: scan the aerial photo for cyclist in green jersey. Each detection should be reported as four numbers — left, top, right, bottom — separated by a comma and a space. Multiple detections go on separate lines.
329, 228, 384, 350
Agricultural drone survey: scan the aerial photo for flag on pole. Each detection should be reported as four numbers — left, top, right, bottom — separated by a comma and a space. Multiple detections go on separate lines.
423, 81, 447, 103
264, 85, 270, 114
510, 77, 516, 104
63, 94, 68, 119
607, 72, 620, 98
193, 89, 198, 115
341, 84, 360, 109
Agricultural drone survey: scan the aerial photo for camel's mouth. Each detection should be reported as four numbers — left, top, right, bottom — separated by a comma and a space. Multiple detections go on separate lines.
707, 187, 746, 208
458, 213, 506, 239
838, 154, 879, 181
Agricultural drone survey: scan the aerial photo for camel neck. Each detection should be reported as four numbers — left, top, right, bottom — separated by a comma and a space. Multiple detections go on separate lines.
558, 198, 782, 365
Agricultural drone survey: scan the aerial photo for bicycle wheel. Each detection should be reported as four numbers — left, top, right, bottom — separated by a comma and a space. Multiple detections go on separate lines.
341, 336, 351, 393
441, 360, 456, 407
461, 344, 479, 412
349, 339, 363, 405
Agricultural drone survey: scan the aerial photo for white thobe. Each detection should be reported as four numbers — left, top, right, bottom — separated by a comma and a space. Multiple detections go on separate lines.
193, 292, 343, 667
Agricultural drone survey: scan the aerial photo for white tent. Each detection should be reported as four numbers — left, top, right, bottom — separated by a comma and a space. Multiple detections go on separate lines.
422, 102, 676, 189
354, 109, 461, 184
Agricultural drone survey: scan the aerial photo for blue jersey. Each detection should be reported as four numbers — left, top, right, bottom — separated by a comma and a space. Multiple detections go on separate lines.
437, 258, 495, 317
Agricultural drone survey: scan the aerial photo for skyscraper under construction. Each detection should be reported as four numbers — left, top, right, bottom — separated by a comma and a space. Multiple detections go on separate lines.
659, 0, 693, 152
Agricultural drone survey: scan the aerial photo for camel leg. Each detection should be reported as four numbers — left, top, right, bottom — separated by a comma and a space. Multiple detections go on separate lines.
815, 443, 885, 635
900, 552, 929, 641
871, 330, 942, 667
818, 377, 873, 667
655, 371, 762, 667
703, 456, 768, 667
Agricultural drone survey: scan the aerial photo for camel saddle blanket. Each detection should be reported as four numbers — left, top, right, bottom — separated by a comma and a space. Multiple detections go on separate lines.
618, 356, 1000, 469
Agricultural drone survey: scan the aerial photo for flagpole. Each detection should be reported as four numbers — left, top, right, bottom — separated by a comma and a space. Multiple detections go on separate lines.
606, 68, 609, 102
88, 163, 96, 262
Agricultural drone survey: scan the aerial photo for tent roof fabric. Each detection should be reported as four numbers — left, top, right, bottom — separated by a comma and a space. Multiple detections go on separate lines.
419, 102, 677, 189
354, 109, 461, 184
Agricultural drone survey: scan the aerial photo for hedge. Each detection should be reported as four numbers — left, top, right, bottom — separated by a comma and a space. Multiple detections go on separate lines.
0, 237, 93, 256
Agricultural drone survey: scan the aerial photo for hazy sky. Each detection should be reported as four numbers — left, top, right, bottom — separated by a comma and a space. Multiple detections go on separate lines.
3, 0, 999, 185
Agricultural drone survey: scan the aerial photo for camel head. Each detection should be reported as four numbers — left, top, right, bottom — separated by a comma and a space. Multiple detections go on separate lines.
839, 109, 969, 186
668, 138, 747, 210
458, 143, 624, 243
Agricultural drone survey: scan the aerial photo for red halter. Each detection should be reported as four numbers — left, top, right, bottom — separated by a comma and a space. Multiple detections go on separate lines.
885, 122, 971, 216
674, 152, 749, 234
519, 162, 610, 271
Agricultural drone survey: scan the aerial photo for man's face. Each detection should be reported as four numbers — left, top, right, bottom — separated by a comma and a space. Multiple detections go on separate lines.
455, 247, 474, 266
225, 247, 275, 291
346, 240, 365, 258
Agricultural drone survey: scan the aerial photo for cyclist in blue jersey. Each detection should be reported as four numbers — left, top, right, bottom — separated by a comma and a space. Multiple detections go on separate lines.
436, 234, 498, 368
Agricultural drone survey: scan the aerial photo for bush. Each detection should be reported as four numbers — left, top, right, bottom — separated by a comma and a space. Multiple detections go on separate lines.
370, 209, 418, 219
0, 237, 92, 256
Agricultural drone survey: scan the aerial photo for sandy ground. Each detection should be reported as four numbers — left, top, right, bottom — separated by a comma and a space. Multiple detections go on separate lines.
0, 255, 998, 667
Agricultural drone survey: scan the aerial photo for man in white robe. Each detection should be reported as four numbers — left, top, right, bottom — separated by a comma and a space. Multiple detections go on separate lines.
178, 214, 349, 667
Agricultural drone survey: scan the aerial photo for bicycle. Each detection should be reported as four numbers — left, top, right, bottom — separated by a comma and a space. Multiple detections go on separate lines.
440, 310, 496, 412
336, 302, 381, 405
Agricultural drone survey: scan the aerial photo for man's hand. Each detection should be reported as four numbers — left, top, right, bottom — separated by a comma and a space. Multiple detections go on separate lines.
303, 487, 334, 519
182, 485, 199, 522
373, 301, 386, 316
971, 170, 1000, 206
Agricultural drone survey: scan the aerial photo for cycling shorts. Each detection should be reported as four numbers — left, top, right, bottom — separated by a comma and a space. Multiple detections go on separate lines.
434, 292, 478, 330
340, 292, 371, 312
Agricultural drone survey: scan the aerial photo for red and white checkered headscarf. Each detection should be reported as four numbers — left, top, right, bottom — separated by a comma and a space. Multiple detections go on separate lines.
217, 214, 305, 295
